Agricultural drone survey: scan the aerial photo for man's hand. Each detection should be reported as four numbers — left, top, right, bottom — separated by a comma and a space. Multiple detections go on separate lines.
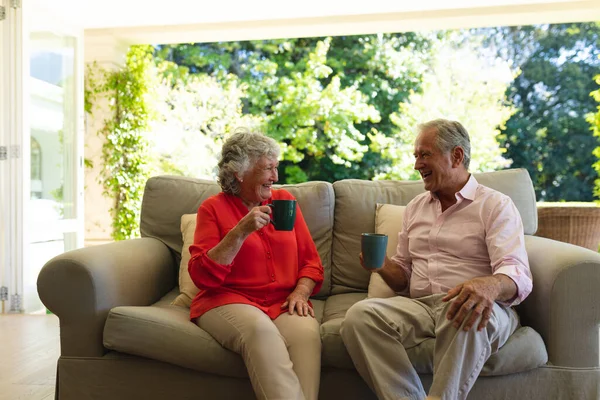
359, 254, 409, 293
443, 275, 515, 331
359, 252, 390, 272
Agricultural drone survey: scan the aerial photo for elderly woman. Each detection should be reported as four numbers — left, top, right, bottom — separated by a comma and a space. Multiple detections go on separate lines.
188, 129, 324, 400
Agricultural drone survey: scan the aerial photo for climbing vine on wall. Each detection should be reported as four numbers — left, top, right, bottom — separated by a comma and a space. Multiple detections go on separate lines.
85, 45, 156, 240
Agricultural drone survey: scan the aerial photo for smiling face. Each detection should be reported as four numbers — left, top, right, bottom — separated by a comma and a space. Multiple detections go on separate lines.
237, 156, 279, 208
413, 127, 462, 199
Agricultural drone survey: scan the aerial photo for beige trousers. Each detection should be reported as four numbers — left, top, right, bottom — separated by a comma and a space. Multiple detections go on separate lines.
340, 294, 519, 400
197, 303, 321, 400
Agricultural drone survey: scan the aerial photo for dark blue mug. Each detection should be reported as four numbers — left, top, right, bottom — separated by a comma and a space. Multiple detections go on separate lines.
267, 200, 297, 231
361, 233, 388, 269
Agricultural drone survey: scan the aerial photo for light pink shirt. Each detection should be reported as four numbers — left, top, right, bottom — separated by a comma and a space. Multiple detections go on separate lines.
392, 175, 532, 306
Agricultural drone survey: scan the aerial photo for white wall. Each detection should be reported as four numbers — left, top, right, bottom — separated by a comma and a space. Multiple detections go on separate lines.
83, 34, 130, 246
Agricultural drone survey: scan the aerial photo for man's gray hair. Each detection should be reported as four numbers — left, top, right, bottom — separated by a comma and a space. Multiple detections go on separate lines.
418, 119, 471, 170
217, 128, 280, 195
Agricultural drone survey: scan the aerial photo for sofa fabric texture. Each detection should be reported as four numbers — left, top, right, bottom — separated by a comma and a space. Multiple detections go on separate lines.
38, 168, 600, 400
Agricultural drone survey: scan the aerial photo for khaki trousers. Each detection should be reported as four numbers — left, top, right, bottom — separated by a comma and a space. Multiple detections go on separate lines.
197, 303, 321, 400
340, 294, 519, 400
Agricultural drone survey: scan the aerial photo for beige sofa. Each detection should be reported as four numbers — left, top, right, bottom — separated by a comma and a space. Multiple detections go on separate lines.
38, 168, 600, 400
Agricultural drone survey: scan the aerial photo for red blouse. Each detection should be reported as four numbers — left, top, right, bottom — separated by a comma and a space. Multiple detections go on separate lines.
188, 189, 324, 320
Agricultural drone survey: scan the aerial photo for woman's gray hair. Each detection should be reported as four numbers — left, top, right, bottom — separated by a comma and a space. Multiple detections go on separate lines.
418, 119, 471, 170
217, 128, 280, 195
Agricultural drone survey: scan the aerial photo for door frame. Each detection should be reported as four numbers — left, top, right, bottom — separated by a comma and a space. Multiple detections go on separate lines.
0, 0, 26, 313
1, 0, 85, 313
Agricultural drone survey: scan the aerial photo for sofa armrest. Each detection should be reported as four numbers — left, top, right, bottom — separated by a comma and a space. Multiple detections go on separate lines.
520, 235, 600, 368
37, 238, 177, 357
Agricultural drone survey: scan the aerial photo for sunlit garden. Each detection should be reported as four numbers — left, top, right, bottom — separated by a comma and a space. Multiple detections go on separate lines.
85, 22, 600, 246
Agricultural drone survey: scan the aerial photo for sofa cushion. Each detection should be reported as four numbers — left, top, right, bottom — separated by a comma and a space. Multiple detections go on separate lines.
141, 176, 335, 298
320, 294, 548, 375
368, 203, 407, 299
272, 181, 335, 298
321, 293, 368, 368
140, 176, 221, 260
104, 290, 326, 377
172, 214, 197, 307
331, 168, 537, 293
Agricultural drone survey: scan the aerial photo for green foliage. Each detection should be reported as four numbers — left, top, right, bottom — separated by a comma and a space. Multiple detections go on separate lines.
491, 23, 600, 201
154, 33, 434, 183
85, 45, 155, 240
150, 63, 259, 178
151, 24, 600, 198
385, 32, 515, 180
257, 38, 381, 183
586, 72, 600, 201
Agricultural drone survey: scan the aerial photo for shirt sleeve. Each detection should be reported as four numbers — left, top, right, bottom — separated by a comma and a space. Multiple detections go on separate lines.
188, 202, 233, 290
391, 204, 412, 294
485, 195, 533, 306
294, 203, 324, 295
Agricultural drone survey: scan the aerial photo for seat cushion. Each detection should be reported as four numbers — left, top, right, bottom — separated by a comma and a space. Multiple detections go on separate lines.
105, 290, 547, 377
321, 294, 548, 375
103, 290, 326, 378
321, 293, 368, 368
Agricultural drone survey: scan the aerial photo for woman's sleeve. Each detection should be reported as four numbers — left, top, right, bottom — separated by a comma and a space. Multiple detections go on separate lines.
188, 203, 233, 290
294, 204, 325, 295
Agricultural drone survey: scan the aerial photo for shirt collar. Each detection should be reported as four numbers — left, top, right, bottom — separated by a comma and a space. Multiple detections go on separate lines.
427, 174, 478, 202
459, 174, 478, 201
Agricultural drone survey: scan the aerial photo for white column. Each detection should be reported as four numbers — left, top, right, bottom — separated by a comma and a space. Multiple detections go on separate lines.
83, 33, 130, 246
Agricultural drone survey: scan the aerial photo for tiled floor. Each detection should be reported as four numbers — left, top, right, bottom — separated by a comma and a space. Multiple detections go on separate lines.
0, 314, 59, 400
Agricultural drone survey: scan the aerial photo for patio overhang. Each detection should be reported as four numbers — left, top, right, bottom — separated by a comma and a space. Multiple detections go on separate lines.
43, 0, 600, 45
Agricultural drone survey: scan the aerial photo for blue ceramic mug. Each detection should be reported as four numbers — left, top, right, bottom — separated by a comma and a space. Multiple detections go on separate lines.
361, 233, 388, 269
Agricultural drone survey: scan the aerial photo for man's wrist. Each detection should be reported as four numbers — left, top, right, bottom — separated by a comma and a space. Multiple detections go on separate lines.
493, 273, 517, 302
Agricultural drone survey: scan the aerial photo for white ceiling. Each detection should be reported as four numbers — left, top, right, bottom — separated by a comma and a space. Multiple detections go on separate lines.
30, 0, 600, 44
31, 0, 589, 29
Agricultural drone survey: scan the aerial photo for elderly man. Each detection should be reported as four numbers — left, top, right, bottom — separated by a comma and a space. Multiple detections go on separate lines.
340, 119, 533, 400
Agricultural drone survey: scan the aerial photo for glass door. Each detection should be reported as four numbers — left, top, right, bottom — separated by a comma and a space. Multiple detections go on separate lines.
25, 5, 84, 313
0, 0, 84, 314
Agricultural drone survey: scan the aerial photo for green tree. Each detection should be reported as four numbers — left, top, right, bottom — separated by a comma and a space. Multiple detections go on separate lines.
490, 23, 600, 201
150, 66, 260, 178
154, 33, 434, 182
385, 32, 515, 180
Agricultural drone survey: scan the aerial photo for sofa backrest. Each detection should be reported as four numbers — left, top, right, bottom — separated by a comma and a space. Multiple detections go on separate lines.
140, 175, 334, 298
331, 168, 537, 294
140, 168, 536, 298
